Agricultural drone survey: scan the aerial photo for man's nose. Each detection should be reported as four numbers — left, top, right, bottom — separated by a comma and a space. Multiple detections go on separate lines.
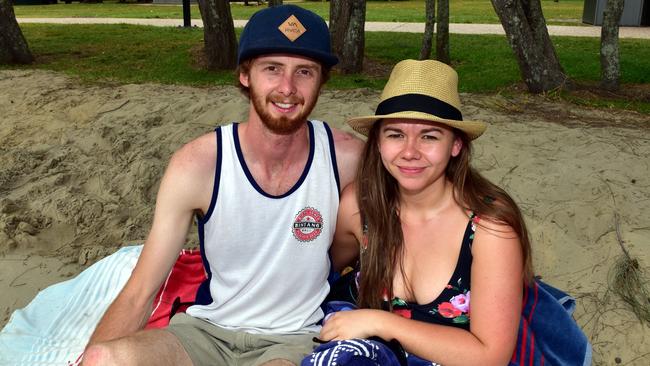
277, 73, 297, 96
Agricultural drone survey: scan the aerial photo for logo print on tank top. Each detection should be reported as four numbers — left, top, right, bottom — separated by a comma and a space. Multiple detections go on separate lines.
292, 207, 323, 242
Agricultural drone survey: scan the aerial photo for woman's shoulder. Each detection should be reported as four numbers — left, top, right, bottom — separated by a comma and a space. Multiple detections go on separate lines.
470, 213, 522, 267
472, 214, 517, 238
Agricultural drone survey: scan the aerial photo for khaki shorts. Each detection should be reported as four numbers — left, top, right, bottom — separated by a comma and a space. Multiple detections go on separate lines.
167, 313, 319, 366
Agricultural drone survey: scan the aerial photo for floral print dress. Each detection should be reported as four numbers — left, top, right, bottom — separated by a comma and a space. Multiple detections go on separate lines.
385, 213, 479, 332
382, 213, 479, 366
325, 213, 480, 366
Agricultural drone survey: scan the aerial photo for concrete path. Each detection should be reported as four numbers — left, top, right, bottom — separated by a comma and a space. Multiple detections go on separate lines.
16, 17, 650, 39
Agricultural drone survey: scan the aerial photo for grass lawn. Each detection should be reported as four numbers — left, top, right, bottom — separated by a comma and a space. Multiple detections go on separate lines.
7, 23, 649, 113
14, 0, 587, 26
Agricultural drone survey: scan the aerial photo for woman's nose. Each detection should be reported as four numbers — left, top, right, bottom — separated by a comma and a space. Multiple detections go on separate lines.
401, 139, 420, 160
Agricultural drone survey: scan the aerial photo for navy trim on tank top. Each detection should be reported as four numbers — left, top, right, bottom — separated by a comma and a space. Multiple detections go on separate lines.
322, 122, 341, 195
194, 127, 222, 306
232, 121, 315, 199
197, 127, 223, 225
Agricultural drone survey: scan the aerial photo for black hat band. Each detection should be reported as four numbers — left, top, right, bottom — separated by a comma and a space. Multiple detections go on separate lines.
375, 93, 463, 121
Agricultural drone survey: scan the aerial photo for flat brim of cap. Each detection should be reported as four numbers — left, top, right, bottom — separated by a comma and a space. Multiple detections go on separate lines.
347, 111, 487, 140
239, 46, 339, 67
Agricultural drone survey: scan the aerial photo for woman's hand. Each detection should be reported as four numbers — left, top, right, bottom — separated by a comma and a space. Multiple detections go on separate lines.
319, 309, 387, 341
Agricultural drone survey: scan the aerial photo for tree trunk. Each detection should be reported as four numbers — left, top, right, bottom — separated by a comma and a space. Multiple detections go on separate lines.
600, 0, 625, 91
330, 0, 365, 74
491, 0, 569, 93
268, 0, 282, 7
340, 0, 366, 73
196, 0, 237, 70
436, 0, 450, 64
419, 0, 435, 60
329, 0, 351, 58
0, 0, 33, 65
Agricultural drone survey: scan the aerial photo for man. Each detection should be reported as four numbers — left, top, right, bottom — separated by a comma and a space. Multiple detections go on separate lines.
82, 5, 363, 366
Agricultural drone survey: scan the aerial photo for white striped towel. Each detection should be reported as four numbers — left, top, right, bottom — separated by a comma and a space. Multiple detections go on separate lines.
0, 245, 142, 366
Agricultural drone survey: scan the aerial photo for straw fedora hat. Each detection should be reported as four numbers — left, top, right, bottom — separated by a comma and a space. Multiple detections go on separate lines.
347, 59, 487, 140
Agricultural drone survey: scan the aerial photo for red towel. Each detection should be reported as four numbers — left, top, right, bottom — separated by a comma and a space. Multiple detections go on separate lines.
145, 249, 206, 329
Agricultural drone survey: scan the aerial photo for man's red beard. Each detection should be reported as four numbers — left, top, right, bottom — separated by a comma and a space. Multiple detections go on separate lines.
250, 89, 318, 135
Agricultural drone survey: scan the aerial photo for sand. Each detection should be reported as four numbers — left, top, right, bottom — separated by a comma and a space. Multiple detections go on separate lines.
1, 69, 649, 365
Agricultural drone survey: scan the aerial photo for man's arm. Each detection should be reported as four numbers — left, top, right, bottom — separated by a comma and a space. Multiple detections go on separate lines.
330, 127, 364, 189
329, 128, 363, 271
330, 183, 362, 272
87, 134, 216, 345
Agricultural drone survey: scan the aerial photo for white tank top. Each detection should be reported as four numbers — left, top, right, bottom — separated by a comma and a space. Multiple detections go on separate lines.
186, 121, 340, 334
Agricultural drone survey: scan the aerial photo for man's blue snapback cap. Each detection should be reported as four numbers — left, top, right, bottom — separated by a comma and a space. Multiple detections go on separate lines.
238, 5, 338, 67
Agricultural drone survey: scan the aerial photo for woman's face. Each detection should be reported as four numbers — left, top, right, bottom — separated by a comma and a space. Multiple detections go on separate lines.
378, 118, 462, 195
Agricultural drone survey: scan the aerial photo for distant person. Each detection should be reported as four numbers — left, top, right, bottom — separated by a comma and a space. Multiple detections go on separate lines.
82, 5, 363, 366
313, 59, 533, 365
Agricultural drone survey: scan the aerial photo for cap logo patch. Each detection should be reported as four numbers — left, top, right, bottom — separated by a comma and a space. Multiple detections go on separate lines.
278, 14, 306, 42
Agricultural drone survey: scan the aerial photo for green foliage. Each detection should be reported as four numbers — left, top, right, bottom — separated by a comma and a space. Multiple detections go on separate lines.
13, 0, 587, 25
14, 24, 232, 85
7, 23, 649, 113
8, 0, 646, 112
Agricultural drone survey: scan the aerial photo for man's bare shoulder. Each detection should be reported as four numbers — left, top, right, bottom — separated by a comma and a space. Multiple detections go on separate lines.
329, 127, 364, 164
167, 131, 217, 178
329, 127, 365, 151
329, 127, 364, 188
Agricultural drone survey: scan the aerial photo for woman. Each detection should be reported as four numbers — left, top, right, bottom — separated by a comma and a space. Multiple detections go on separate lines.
320, 59, 534, 365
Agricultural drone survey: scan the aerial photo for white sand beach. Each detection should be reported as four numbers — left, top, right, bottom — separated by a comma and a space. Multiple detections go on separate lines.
1, 69, 649, 365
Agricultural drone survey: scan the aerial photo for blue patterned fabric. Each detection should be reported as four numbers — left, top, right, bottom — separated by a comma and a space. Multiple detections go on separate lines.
301, 338, 404, 366
309, 280, 591, 366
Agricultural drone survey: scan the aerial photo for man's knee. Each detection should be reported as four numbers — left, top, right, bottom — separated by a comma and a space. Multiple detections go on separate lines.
81, 339, 139, 366
260, 359, 296, 366
82, 343, 116, 366
81, 330, 190, 366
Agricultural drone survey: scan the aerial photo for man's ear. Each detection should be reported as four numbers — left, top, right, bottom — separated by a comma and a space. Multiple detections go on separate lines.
239, 72, 250, 88
451, 136, 463, 157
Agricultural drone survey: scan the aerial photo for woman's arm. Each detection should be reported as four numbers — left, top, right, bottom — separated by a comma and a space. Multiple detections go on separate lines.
329, 183, 362, 272
321, 219, 524, 366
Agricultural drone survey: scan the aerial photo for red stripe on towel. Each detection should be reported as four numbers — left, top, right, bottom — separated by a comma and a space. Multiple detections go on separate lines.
529, 328, 535, 366
520, 316, 529, 366
513, 283, 531, 364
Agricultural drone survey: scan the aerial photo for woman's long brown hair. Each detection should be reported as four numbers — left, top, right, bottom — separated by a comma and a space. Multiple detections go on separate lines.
356, 122, 534, 310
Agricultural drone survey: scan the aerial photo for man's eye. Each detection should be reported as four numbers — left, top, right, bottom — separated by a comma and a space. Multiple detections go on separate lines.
298, 69, 313, 76
422, 135, 438, 140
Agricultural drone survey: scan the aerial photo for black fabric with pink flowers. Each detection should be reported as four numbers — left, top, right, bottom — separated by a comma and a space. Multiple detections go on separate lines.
386, 213, 476, 331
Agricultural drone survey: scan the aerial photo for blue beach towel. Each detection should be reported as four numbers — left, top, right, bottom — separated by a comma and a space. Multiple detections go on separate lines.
307, 280, 591, 366
510, 280, 592, 366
